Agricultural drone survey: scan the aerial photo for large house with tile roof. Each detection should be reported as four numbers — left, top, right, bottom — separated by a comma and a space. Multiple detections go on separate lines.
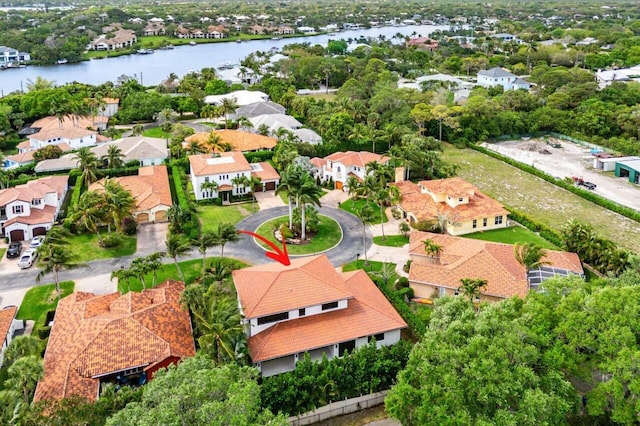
0, 175, 68, 242
34, 281, 195, 402
184, 129, 276, 153
0, 306, 20, 368
88, 28, 137, 51
233, 255, 407, 377
311, 151, 390, 191
90, 165, 172, 224
393, 177, 509, 235
408, 231, 584, 302
23, 115, 107, 152
189, 151, 279, 201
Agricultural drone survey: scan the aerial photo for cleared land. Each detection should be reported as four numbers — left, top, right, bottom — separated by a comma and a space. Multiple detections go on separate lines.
443, 145, 640, 253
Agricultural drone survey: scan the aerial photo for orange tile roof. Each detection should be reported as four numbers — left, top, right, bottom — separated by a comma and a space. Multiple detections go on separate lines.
241, 260, 406, 362
185, 130, 276, 152
408, 231, 584, 300
189, 151, 252, 176
324, 151, 389, 167
393, 178, 508, 223
6, 143, 73, 165
251, 161, 280, 181
0, 306, 18, 346
30, 116, 103, 141
90, 165, 172, 213
3, 205, 56, 226
0, 175, 68, 206
34, 281, 195, 402
17, 140, 31, 150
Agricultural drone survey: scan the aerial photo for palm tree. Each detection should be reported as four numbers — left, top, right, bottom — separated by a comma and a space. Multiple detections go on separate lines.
249, 175, 261, 210
514, 242, 550, 272
276, 166, 303, 229
3, 336, 41, 367
130, 257, 151, 290
102, 144, 125, 169
220, 97, 239, 129
167, 204, 191, 233
458, 278, 488, 302
204, 257, 232, 287
111, 267, 136, 294
102, 179, 136, 234
356, 203, 375, 265
131, 124, 144, 136
5, 356, 43, 403
186, 140, 205, 155
36, 244, 88, 299
192, 296, 243, 365
74, 147, 99, 188
297, 176, 323, 240
374, 188, 390, 240
200, 180, 219, 199
193, 231, 220, 275
423, 239, 442, 262
346, 176, 362, 199
212, 223, 240, 257
69, 190, 106, 240
165, 234, 191, 282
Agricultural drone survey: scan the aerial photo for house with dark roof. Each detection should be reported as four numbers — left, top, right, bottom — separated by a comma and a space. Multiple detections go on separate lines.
233, 255, 407, 376
34, 281, 195, 402
408, 231, 584, 302
477, 67, 530, 90
232, 101, 286, 119
392, 177, 509, 235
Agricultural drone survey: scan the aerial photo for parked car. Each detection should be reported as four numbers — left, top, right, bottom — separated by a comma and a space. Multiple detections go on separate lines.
29, 235, 45, 249
18, 249, 38, 269
583, 182, 597, 190
6, 242, 22, 258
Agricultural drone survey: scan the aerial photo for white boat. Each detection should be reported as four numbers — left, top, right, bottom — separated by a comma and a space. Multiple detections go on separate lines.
137, 49, 155, 54
189, 41, 197, 46
56, 59, 68, 64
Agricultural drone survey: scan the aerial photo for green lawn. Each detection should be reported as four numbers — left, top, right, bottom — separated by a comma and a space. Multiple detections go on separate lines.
463, 226, 558, 249
17, 281, 75, 336
198, 203, 259, 230
373, 235, 409, 247
119, 257, 249, 293
66, 233, 137, 262
142, 128, 170, 139
342, 259, 395, 273
340, 198, 388, 224
254, 215, 342, 255
443, 144, 640, 253
0, 248, 5, 259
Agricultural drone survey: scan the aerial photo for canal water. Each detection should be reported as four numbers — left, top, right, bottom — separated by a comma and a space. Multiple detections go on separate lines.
0, 24, 450, 95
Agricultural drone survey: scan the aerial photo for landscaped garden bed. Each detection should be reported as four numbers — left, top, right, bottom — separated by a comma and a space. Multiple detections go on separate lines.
254, 215, 342, 255
340, 199, 388, 224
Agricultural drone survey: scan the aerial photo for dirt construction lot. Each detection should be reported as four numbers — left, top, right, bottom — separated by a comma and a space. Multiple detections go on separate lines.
482, 138, 640, 212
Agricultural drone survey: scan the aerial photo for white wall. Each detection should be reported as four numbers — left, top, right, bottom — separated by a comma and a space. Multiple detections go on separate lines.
249, 299, 348, 336
191, 170, 252, 201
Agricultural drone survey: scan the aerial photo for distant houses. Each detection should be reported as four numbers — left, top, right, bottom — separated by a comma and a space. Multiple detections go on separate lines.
477, 67, 530, 91
88, 28, 137, 51
0, 45, 30, 66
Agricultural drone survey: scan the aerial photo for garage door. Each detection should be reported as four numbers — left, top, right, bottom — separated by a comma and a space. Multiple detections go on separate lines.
9, 229, 25, 242
33, 227, 47, 236
136, 213, 149, 223
265, 181, 276, 191
155, 210, 167, 222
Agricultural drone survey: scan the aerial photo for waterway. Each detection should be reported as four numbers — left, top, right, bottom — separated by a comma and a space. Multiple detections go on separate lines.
0, 24, 450, 95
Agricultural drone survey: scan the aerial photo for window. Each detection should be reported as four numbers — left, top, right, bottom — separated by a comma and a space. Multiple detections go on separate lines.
368, 333, 385, 343
472, 219, 477, 229
337, 166, 341, 172
257, 312, 289, 325
338, 340, 356, 356
32, 199, 42, 206
322, 301, 339, 311
458, 197, 463, 202
298, 308, 306, 317
12, 205, 23, 214
205, 177, 209, 183
483, 218, 487, 227
495, 215, 503, 225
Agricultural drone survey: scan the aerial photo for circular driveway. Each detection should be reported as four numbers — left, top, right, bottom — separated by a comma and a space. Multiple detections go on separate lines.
224, 206, 372, 267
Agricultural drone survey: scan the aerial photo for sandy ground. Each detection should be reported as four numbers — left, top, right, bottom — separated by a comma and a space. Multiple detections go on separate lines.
482, 139, 640, 212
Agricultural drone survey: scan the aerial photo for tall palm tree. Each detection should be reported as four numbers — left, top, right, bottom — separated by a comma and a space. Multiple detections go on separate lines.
186, 140, 205, 155
356, 203, 375, 265
297, 176, 323, 240
192, 296, 243, 365
200, 180, 219, 199
220, 97, 239, 129
3, 336, 41, 367
131, 257, 151, 290
131, 124, 144, 136
111, 267, 136, 294
193, 231, 220, 275
6, 356, 43, 403
458, 278, 488, 302
102, 179, 135, 234
212, 223, 240, 257
514, 242, 550, 272
276, 166, 303, 229
69, 190, 106, 241
423, 239, 443, 260
165, 234, 191, 282
102, 144, 125, 169
374, 188, 390, 240
36, 244, 88, 299
74, 147, 99, 188
249, 175, 261, 210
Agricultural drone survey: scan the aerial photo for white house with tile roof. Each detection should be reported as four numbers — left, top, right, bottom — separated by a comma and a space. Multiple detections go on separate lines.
310, 151, 389, 191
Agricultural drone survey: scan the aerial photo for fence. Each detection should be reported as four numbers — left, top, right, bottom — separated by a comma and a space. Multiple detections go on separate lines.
287, 391, 389, 426
546, 132, 613, 153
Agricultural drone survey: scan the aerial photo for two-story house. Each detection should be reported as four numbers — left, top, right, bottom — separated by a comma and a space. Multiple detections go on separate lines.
477, 67, 531, 91
393, 176, 509, 235
88, 29, 137, 51
0, 45, 30, 66
0, 175, 68, 242
408, 231, 584, 302
23, 115, 107, 152
189, 151, 280, 201
232, 255, 407, 376
310, 151, 390, 191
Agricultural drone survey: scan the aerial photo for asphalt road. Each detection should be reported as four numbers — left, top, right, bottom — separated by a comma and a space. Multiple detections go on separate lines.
0, 206, 370, 292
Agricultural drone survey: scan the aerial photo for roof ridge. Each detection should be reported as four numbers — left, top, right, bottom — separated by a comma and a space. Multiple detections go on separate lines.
345, 270, 406, 326
250, 322, 278, 360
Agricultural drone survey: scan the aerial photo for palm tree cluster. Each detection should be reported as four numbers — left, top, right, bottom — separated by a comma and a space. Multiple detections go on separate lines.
67, 178, 136, 246
276, 165, 323, 240
111, 252, 164, 293
0, 335, 44, 415
74, 145, 125, 189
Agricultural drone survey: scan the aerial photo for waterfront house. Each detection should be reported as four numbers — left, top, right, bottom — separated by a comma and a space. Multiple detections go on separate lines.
88, 29, 137, 51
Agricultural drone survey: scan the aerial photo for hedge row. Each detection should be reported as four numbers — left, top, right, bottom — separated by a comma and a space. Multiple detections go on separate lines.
373, 277, 426, 338
471, 143, 640, 224
244, 150, 274, 163
261, 339, 412, 416
506, 209, 564, 248
171, 166, 200, 239
67, 181, 85, 215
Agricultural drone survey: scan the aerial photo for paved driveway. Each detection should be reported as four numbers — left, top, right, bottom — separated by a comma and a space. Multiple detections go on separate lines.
255, 191, 286, 209
136, 222, 169, 256
223, 206, 371, 267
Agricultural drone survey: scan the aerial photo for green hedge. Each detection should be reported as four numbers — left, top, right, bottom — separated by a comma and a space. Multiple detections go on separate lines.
67, 181, 85, 215
171, 166, 200, 239
471, 144, 640, 224
261, 340, 412, 416
506, 209, 564, 248
373, 277, 426, 338
244, 150, 274, 163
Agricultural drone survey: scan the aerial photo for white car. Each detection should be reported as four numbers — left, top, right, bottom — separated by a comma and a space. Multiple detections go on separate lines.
29, 236, 45, 249
18, 249, 38, 269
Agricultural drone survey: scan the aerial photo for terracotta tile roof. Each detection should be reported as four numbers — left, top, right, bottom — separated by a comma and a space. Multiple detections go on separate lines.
393, 178, 508, 223
234, 256, 353, 318
408, 231, 583, 299
246, 266, 406, 362
0, 175, 68, 207
189, 151, 252, 177
251, 162, 280, 181
17, 141, 31, 150
34, 281, 195, 402
185, 130, 276, 152
324, 151, 389, 167
6, 143, 73, 165
90, 165, 172, 213
30, 116, 103, 141
3, 205, 56, 226
0, 306, 18, 345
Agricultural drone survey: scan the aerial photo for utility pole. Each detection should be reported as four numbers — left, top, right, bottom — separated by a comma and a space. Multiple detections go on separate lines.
140, 72, 143, 85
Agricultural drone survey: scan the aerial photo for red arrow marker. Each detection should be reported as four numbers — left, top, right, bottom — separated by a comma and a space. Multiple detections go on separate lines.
238, 230, 291, 266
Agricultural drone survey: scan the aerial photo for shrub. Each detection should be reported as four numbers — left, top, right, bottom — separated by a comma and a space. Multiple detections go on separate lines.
121, 216, 137, 235
411, 220, 435, 232
67, 182, 85, 215
38, 326, 51, 340
403, 259, 412, 273
398, 286, 414, 300
396, 276, 409, 290
99, 233, 121, 248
